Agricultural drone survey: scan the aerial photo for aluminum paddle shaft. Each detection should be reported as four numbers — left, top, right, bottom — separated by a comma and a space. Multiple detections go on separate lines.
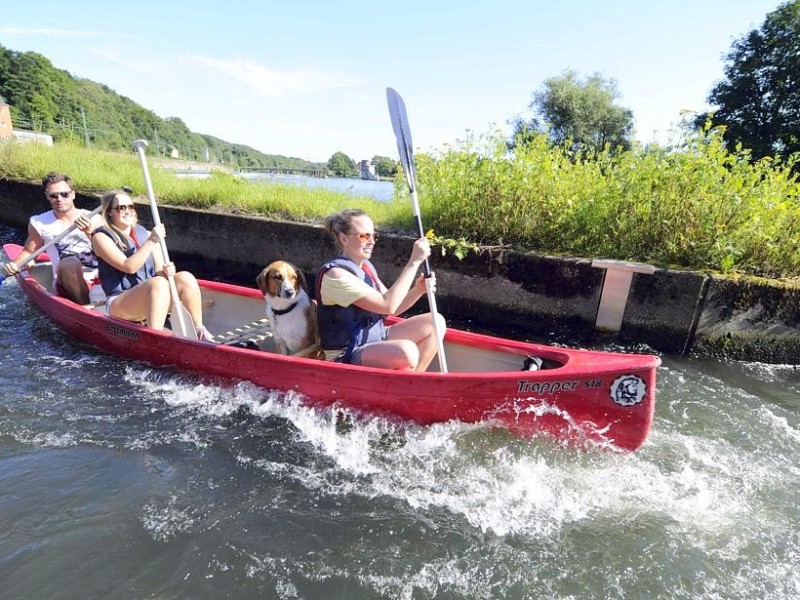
132, 139, 197, 340
386, 87, 448, 373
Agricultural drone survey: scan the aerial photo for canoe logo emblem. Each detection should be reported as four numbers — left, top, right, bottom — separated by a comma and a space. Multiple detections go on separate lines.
609, 375, 646, 407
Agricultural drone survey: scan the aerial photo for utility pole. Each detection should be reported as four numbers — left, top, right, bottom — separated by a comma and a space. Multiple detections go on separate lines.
80, 108, 90, 146
154, 127, 161, 155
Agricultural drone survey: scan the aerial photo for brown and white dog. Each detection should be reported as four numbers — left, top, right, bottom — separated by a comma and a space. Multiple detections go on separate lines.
255, 260, 321, 358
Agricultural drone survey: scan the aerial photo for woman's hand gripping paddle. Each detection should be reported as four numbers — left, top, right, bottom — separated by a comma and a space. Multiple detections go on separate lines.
386, 87, 448, 373
132, 139, 198, 340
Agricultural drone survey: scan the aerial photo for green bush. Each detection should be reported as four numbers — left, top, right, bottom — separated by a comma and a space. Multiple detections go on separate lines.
416, 126, 800, 277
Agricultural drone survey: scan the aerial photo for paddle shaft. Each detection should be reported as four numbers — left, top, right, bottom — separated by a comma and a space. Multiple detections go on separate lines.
132, 139, 196, 339
0, 205, 102, 285
386, 87, 448, 372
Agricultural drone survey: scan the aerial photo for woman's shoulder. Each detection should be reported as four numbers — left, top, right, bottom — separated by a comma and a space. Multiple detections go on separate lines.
325, 265, 360, 280
92, 225, 113, 237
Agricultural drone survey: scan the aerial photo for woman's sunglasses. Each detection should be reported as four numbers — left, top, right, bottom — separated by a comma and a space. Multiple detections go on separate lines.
354, 232, 378, 242
113, 204, 136, 213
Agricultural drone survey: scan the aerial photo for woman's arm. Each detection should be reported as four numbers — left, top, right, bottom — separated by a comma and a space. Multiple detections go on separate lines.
352, 238, 430, 316
393, 272, 432, 315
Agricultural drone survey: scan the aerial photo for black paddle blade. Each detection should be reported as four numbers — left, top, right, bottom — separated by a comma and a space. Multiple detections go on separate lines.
386, 87, 417, 190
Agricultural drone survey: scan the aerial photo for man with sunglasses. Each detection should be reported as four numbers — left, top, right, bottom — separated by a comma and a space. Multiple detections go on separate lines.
1, 172, 100, 304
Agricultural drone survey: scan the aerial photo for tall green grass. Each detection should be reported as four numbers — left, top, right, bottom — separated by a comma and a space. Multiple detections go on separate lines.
3, 130, 800, 278
0, 140, 412, 225
417, 126, 800, 277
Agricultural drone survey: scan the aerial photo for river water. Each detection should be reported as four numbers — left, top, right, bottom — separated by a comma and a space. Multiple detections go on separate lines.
236, 173, 396, 202
1, 224, 798, 599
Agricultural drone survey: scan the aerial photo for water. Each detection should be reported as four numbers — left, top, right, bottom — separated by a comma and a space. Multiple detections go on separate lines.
237, 173, 396, 202
1, 226, 799, 598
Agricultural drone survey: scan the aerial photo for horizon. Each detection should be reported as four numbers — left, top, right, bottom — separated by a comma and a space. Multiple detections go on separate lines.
0, 0, 785, 163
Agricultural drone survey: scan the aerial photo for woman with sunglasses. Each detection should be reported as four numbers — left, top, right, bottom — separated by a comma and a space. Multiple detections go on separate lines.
91, 189, 211, 338
316, 208, 445, 371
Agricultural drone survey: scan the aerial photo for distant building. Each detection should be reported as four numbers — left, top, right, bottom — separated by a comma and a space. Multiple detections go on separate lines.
12, 130, 54, 146
0, 96, 13, 140
358, 159, 378, 180
0, 95, 54, 146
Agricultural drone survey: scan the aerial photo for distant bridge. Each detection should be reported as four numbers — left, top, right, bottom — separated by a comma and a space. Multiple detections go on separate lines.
235, 167, 326, 178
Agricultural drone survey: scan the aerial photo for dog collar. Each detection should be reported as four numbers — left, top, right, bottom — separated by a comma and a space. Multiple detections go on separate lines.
271, 303, 298, 317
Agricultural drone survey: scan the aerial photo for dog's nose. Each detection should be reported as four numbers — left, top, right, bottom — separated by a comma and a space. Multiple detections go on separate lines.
280, 283, 296, 298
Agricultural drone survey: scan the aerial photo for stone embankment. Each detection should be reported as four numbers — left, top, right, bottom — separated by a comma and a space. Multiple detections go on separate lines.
2, 178, 800, 363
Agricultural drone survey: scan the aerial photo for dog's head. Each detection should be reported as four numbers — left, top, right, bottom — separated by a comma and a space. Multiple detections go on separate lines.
256, 260, 308, 300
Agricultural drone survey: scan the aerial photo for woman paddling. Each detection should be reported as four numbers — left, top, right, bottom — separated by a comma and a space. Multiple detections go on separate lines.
91, 189, 212, 339
316, 208, 445, 371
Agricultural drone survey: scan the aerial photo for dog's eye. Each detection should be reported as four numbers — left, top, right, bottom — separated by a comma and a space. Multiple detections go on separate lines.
271, 273, 283, 281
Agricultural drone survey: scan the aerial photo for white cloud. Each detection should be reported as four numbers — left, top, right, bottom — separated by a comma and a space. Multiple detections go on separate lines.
87, 47, 162, 75
0, 27, 113, 37
183, 55, 363, 98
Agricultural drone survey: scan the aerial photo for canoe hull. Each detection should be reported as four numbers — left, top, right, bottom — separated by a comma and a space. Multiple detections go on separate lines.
6, 245, 660, 451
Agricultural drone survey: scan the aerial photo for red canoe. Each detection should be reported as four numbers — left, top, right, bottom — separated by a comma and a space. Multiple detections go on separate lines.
3, 243, 661, 451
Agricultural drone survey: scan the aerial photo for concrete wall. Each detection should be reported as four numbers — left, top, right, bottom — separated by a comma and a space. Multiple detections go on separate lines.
3, 178, 800, 363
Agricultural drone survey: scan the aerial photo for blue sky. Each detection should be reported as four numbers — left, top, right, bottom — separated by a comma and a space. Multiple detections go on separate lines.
0, 0, 784, 163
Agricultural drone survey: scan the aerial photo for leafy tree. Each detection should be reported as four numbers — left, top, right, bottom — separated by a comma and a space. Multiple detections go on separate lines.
701, 1, 800, 160
511, 70, 634, 153
371, 155, 397, 177
327, 151, 357, 177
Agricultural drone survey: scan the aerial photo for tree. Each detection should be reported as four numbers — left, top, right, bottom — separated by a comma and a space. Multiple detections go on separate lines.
0, 43, 326, 170
701, 1, 800, 160
371, 155, 397, 177
327, 151, 357, 177
511, 70, 634, 153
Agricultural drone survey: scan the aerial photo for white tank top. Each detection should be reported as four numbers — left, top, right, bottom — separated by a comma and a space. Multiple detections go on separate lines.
29, 210, 97, 280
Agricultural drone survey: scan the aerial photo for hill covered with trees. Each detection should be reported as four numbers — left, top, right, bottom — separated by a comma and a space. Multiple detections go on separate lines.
0, 43, 324, 171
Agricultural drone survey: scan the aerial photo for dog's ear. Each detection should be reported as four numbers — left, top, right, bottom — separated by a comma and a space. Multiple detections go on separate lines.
255, 269, 270, 295
295, 267, 308, 292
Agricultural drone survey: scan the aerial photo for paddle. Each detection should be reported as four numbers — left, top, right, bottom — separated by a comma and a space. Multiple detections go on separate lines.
132, 139, 198, 340
386, 87, 448, 373
0, 205, 102, 286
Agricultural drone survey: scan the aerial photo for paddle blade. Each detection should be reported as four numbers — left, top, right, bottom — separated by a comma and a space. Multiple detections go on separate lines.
170, 298, 198, 340
386, 87, 417, 191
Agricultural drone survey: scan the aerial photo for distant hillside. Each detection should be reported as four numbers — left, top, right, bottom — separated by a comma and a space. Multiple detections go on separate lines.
0, 44, 323, 171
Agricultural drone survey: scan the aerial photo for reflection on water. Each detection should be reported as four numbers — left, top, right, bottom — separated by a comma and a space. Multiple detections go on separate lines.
1, 228, 799, 598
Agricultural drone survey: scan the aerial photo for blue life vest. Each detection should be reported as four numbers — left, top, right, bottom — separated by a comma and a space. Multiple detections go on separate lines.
94, 225, 156, 296
316, 257, 385, 358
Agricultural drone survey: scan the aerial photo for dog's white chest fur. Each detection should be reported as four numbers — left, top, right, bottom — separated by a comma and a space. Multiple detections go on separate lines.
265, 293, 315, 355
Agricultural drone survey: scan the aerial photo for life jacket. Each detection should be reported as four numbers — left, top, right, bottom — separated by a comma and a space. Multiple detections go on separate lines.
93, 225, 156, 296
316, 257, 385, 355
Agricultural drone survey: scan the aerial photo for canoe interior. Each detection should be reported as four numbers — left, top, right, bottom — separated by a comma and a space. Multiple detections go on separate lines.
22, 261, 553, 374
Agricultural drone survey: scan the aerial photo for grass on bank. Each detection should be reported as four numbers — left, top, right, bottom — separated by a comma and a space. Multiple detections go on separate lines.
2, 127, 800, 278
0, 141, 412, 226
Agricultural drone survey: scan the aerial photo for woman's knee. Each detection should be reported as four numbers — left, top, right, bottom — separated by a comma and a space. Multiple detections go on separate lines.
174, 271, 200, 295
174, 271, 197, 287
146, 276, 171, 301
397, 340, 420, 369
433, 313, 447, 335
